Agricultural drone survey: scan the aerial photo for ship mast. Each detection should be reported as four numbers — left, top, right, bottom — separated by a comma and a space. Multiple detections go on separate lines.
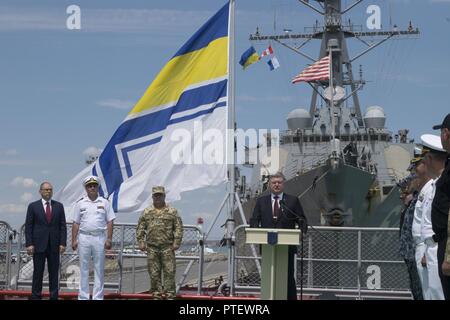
250, 0, 419, 128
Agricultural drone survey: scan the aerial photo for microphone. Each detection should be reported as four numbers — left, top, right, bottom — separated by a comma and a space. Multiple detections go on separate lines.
279, 199, 307, 232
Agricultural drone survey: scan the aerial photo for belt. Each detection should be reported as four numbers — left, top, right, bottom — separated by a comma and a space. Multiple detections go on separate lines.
432, 234, 445, 243
79, 230, 105, 236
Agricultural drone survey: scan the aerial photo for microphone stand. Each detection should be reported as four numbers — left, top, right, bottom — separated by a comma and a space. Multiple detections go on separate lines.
279, 201, 306, 301
279, 200, 334, 300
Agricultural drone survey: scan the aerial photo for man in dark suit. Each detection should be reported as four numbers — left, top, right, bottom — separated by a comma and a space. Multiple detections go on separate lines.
25, 181, 67, 300
250, 172, 308, 300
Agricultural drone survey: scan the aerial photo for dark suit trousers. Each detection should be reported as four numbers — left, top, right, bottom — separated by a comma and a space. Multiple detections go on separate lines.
437, 239, 450, 300
31, 244, 60, 300
287, 246, 297, 300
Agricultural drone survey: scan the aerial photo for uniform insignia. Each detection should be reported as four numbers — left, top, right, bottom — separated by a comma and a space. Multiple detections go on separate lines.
80, 208, 87, 212
97, 206, 105, 210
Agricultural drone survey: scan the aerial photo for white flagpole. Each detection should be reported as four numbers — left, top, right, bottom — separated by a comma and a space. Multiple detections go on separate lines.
328, 48, 337, 154
226, 0, 236, 293
228, 0, 236, 208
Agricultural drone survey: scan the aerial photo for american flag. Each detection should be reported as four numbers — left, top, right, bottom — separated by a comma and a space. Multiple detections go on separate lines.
292, 56, 330, 84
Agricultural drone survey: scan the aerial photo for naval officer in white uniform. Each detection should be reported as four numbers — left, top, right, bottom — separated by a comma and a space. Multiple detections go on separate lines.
417, 134, 446, 299
71, 176, 116, 300
411, 150, 432, 298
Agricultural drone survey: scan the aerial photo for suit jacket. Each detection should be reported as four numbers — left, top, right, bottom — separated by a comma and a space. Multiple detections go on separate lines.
250, 193, 308, 233
25, 199, 67, 253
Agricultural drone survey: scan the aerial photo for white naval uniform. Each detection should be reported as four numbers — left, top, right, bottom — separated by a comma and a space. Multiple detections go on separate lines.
72, 196, 116, 300
420, 178, 444, 299
412, 180, 430, 298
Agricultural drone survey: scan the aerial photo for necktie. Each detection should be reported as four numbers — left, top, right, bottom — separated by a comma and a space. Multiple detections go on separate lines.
45, 202, 52, 223
273, 195, 280, 219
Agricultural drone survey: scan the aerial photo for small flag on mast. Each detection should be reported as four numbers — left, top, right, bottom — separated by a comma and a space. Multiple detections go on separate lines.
292, 56, 330, 84
260, 45, 274, 58
239, 46, 260, 69
267, 56, 280, 71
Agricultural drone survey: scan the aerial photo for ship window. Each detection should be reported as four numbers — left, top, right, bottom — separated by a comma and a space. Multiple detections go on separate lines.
356, 135, 361, 141
310, 137, 314, 142
363, 135, 368, 141
370, 135, 378, 140
323, 136, 330, 142
293, 136, 300, 142
304, 137, 308, 142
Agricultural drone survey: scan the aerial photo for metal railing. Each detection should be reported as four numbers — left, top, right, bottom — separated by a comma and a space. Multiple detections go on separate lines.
0, 221, 14, 289
1, 221, 412, 299
13, 223, 205, 295
232, 225, 411, 299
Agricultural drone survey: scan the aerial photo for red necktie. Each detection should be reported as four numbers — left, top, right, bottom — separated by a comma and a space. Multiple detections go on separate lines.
45, 202, 52, 223
273, 195, 280, 219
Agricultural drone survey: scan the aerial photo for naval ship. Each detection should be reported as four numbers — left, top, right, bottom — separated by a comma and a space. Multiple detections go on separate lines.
236, 0, 419, 229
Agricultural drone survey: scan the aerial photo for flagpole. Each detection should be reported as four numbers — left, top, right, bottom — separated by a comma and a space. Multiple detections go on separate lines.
226, 0, 236, 294
328, 47, 337, 155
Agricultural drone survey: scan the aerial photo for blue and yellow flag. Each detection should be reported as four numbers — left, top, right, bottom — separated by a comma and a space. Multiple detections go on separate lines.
239, 46, 260, 69
56, 2, 230, 214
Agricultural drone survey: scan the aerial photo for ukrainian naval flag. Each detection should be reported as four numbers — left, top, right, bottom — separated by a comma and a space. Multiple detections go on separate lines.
56, 2, 230, 213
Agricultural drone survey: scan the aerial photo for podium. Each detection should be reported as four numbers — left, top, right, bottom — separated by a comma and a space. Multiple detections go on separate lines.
245, 228, 301, 300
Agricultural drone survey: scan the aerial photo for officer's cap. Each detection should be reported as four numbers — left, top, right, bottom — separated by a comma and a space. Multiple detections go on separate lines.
408, 157, 422, 171
414, 145, 422, 157
420, 134, 446, 155
408, 145, 424, 170
432, 113, 450, 130
83, 175, 99, 186
152, 186, 165, 195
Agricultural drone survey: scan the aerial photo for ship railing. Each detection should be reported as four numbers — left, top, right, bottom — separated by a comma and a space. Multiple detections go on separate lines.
376, 167, 403, 185
0, 221, 14, 289
12, 222, 206, 296
232, 225, 412, 300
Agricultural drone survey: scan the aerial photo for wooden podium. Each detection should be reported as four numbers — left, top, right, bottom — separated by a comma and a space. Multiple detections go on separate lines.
245, 228, 301, 300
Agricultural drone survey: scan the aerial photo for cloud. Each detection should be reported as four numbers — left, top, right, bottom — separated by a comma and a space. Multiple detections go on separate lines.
0, 160, 32, 166
82, 146, 102, 164
83, 146, 102, 157
0, 203, 27, 214
5, 149, 18, 156
11, 177, 38, 188
41, 170, 50, 175
20, 192, 34, 203
97, 99, 134, 110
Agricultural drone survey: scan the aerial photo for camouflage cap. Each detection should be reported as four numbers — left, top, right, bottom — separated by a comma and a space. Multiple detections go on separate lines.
152, 186, 165, 195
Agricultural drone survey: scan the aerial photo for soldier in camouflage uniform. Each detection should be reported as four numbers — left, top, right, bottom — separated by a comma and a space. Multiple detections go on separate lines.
136, 186, 183, 300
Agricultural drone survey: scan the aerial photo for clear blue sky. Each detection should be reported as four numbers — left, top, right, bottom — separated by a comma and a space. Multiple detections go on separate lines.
1, 0, 449, 237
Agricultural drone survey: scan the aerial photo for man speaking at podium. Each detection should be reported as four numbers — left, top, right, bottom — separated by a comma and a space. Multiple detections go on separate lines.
250, 172, 308, 300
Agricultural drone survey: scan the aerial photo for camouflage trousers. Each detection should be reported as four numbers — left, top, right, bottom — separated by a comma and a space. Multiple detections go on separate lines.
404, 258, 424, 300
147, 246, 176, 300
